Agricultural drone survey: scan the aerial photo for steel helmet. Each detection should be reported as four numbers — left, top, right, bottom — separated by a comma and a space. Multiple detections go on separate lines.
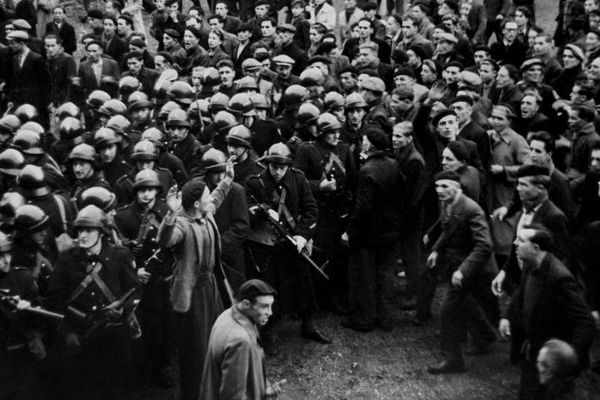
213, 111, 239, 134
59, 117, 84, 144
226, 125, 252, 148
131, 140, 158, 161
282, 85, 308, 106
73, 205, 106, 231
14, 204, 49, 232
133, 169, 161, 190
201, 148, 227, 173
228, 93, 256, 116
202, 67, 221, 86
0, 149, 25, 176
11, 130, 43, 155
317, 112, 342, 134
264, 143, 293, 165
166, 109, 190, 128
345, 92, 368, 109
208, 93, 230, 114
296, 103, 320, 127
299, 68, 324, 86
19, 121, 44, 136
159, 101, 181, 120
167, 81, 194, 106
98, 99, 127, 117
187, 99, 209, 119
80, 186, 117, 212
0, 192, 26, 219
0, 231, 13, 253
14, 104, 39, 123
68, 143, 96, 163
18, 164, 49, 197
0, 115, 22, 134
235, 76, 259, 92
250, 93, 269, 110
93, 127, 121, 149
56, 102, 81, 120
86, 90, 111, 109
324, 92, 345, 111
118, 76, 141, 98
141, 127, 165, 147
105, 115, 131, 135
127, 91, 152, 111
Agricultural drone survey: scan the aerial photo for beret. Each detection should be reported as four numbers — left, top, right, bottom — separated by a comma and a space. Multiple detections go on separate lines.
181, 178, 207, 210
236, 23, 253, 33
87, 8, 104, 19
445, 60, 464, 70
85, 40, 103, 50
564, 44, 585, 62
365, 128, 390, 150
473, 45, 491, 54
409, 43, 430, 60
237, 279, 277, 301
163, 28, 180, 39
393, 66, 415, 78
393, 88, 414, 100
446, 140, 469, 162
316, 41, 337, 55
129, 37, 145, 48
276, 23, 296, 33
442, 0, 460, 14
361, 76, 385, 93
7, 30, 29, 40
460, 70, 481, 87
438, 32, 458, 43
241, 58, 262, 70
516, 164, 550, 178
307, 55, 331, 65
254, 0, 270, 6
432, 109, 457, 127
520, 58, 544, 72
391, 48, 409, 64
290, 0, 305, 7
434, 170, 461, 183
272, 54, 295, 65
450, 95, 474, 106
12, 19, 32, 30
216, 58, 234, 69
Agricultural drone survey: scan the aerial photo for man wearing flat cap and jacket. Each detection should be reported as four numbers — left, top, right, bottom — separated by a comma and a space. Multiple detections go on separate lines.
273, 23, 308, 76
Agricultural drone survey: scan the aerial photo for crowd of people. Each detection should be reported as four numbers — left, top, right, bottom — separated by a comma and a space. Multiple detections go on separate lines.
1, 0, 600, 399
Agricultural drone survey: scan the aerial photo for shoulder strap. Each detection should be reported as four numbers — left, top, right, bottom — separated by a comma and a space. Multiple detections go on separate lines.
67, 261, 117, 305
273, 187, 296, 230
53, 194, 68, 233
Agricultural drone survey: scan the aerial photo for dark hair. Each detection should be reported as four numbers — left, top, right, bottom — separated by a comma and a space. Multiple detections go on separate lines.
261, 17, 276, 28
209, 29, 225, 42
118, 14, 134, 28
389, 13, 402, 26
402, 15, 418, 27
501, 64, 520, 82
358, 17, 373, 27
574, 82, 594, 100
189, 5, 204, 16
125, 50, 144, 61
338, 66, 359, 77
479, 59, 499, 72
514, 5, 531, 18
523, 223, 554, 251
156, 51, 174, 64
109, 0, 123, 10
44, 33, 62, 45
104, 15, 118, 26
214, 0, 228, 8
310, 23, 328, 34
185, 27, 202, 39
528, 131, 555, 154
362, 2, 377, 11
53, 5, 66, 13
208, 14, 225, 24
572, 105, 596, 122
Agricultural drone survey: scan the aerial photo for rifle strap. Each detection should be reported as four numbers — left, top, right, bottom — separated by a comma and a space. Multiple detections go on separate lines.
273, 187, 296, 230
67, 262, 117, 305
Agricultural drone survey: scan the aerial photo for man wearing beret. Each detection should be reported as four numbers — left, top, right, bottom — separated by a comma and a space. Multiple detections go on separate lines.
273, 24, 308, 76
200, 279, 284, 399
424, 170, 498, 374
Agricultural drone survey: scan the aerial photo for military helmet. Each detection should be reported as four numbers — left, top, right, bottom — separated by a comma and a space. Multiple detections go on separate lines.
93, 127, 121, 149
201, 148, 227, 173
127, 91, 153, 111
68, 143, 96, 163
317, 113, 342, 134
11, 130, 43, 155
228, 93, 256, 116
296, 103, 320, 127
59, 117, 84, 145
324, 92, 345, 111
18, 165, 49, 197
167, 81, 194, 106
166, 109, 190, 128
56, 102, 81, 120
141, 127, 164, 148
73, 205, 106, 231
159, 101, 181, 120
98, 99, 127, 117
118, 76, 141, 98
250, 93, 269, 110
0, 192, 26, 219
14, 104, 39, 123
20, 121, 44, 136
299, 68, 324, 86
202, 67, 221, 86
105, 115, 131, 135
86, 90, 111, 109
14, 204, 49, 232
226, 125, 252, 148
282, 85, 308, 106
0, 149, 25, 176
133, 169, 161, 190
208, 93, 230, 114
213, 111, 239, 133
131, 140, 158, 161
187, 99, 209, 119
0, 115, 22, 135
236, 76, 259, 92
0, 231, 12, 253
80, 186, 117, 212
345, 92, 368, 109
264, 143, 293, 165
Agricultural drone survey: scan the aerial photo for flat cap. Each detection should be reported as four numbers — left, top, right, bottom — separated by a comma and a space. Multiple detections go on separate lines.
438, 32, 458, 43
276, 23, 296, 33
516, 164, 550, 178
564, 44, 585, 62
432, 109, 457, 127
460, 71, 481, 87
254, 0, 270, 7
450, 95, 474, 106
307, 55, 331, 65
237, 279, 277, 301
361, 76, 385, 93
163, 28, 180, 39
434, 169, 461, 183
272, 54, 295, 66
7, 30, 29, 41
87, 8, 104, 19
12, 19, 32, 30
241, 58, 262, 70
129, 37, 146, 48
520, 58, 544, 72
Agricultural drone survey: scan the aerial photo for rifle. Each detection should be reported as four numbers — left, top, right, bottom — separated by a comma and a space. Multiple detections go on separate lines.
248, 194, 329, 280
0, 289, 64, 321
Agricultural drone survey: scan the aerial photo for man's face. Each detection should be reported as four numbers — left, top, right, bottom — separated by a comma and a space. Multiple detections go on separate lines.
186, 16, 200, 29
503, 22, 518, 42
533, 37, 551, 57
435, 180, 458, 202
562, 49, 580, 69
436, 40, 453, 55
136, 187, 157, 205
570, 85, 585, 104
473, 50, 488, 66
163, 33, 176, 48
536, 348, 555, 385
219, 66, 235, 86
568, 110, 585, 131
590, 14, 600, 30
521, 95, 539, 118
441, 148, 462, 171
237, 29, 251, 42
77, 228, 102, 249
524, 65, 544, 83
590, 149, 600, 173
411, 5, 425, 19
268, 163, 288, 182
495, 67, 512, 88
436, 115, 458, 139
323, 131, 340, 147
45, 38, 60, 58
390, 94, 411, 113
131, 107, 150, 123
393, 74, 413, 90
529, 140, 550, 166
104, 19, 117, 35
392, 125, 412, 149
254, 5, 268, 18
169, 126, 188, 141
587, 32, 600, 51
516, 176, 542, 202
154, 0, 165, 10
585, 0, 599, 13
358, 21, 372, 39
117, 19, 129, 36
215, 2, 227, 17
489, 109, 510, 131
478, 63, 496, 83
99, 144, 117, 163
137, 160, 155, 170
291, 4, 303, 16
207, 171, 226, 187
450, 101, 471, 124
0, 251, 11, 273
227, 144, 246, 160
309, 28, 323, 44
514, 228, 539, 267
53, 7, 65, 22
275, 63, 292, 78
244, 295, 274, 326
443, 66, 461, 84
127, 58, 143, 75
340, 72, 357, 92
261, 21, 275, 38
191, 69, 203, 88
154, 55, 169, 71
347, 107, 365, 125
208, 18, 223, 32
183, 31, 199, 49
356, 48, 372, 66
402, 20, 417, 38
73, 160, 93, 180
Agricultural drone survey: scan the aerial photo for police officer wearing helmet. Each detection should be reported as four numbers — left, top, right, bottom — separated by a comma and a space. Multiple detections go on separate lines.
342, 92, 369, 163
83, 90, 111, 131
289, 102, 320, 152
276, 84, 309, 142
226, 124, 264, 186
141, 127, 189, 187
80, 186, 123, 246
114, 169, 174, 389
47, 204, 140, 400
93, 127, 132, 187
0, 115, 22, 152
114, 140, 173, 206
105, 114, 136, 163
246, 142, 331, 349
166, 108, 203, 174
67, 143, 111, 206
127, 92, 156, 134
49, 116, 86, 167
0, 148, 25, 192
294, 112, 356, 312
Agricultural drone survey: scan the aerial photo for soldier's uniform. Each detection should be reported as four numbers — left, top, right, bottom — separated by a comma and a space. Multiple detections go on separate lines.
114, 167, 173, 206
71, 171, 111, 206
